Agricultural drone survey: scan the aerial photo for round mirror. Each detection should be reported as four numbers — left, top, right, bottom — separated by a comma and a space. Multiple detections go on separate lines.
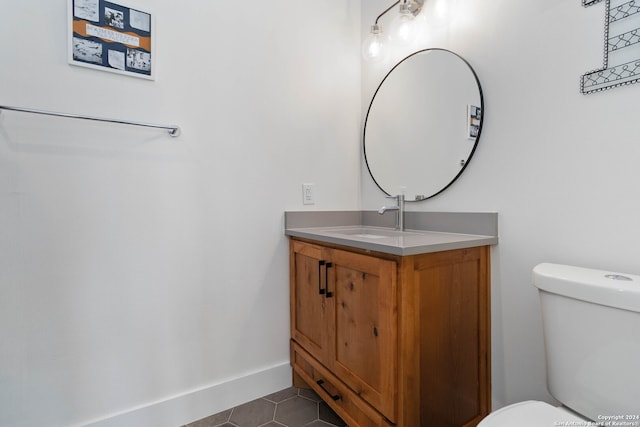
364, 49, 484, 201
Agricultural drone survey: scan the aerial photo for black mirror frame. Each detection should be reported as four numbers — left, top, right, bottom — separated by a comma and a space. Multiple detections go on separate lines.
363, 48, 485, 201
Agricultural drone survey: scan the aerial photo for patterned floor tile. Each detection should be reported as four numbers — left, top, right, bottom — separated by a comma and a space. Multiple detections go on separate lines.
183, 387, 347, 427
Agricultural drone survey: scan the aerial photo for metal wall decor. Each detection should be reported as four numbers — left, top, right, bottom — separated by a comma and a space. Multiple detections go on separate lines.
581, 0, 640, 94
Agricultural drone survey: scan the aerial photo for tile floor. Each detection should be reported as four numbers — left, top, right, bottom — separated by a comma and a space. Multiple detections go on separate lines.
182, 387, 348, 427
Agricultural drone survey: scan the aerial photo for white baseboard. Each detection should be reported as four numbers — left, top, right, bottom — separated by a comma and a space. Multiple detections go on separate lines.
79, 362, 292, 427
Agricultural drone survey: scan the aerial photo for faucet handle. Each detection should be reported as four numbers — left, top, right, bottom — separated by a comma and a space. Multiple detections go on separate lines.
386, 194, 404, 201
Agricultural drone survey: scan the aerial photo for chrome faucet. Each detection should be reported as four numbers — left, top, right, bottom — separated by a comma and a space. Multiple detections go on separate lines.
378, 194, 405, 231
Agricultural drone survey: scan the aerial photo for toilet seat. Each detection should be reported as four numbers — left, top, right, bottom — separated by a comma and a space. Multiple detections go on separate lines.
477, 400, 586, 427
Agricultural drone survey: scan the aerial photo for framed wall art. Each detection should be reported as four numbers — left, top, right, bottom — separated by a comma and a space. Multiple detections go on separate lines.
68, 0, 154, 79
467, 104, 481, 140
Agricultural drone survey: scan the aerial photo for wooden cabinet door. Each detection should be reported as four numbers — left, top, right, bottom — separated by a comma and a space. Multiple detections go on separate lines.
327, 247, 398, 423
290, 240, 334, 366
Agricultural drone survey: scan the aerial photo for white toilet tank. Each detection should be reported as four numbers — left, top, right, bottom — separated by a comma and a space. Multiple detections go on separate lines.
533, 263, 640, 421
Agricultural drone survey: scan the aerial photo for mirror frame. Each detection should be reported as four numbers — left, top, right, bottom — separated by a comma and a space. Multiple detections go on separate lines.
363, 48, 485, 201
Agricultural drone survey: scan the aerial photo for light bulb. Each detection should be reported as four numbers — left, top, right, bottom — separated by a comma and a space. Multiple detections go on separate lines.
362, 24, 387, 62
388, 4, 416, 46
434, 0, 458, 21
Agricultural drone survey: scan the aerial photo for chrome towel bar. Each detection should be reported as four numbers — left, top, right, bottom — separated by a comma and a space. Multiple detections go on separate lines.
0, 104, 181, 137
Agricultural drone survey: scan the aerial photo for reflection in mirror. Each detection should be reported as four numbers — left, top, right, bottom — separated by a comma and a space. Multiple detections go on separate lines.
364, 49, 483, 201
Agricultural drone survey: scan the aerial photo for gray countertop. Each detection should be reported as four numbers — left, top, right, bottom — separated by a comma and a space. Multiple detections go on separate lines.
284, 211, 498, 256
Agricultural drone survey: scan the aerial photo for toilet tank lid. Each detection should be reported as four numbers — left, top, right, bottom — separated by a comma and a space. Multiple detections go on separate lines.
533, 263, 640, 313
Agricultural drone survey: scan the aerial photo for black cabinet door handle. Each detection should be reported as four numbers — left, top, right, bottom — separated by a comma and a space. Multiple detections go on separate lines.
318, 260, 326, 295
325, 262, 333, 298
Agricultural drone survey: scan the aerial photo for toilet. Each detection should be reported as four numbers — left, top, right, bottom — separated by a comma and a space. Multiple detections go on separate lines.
479, 263, 640, 426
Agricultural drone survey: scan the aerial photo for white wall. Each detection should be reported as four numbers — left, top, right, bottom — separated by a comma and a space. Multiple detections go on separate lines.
362, 0, 640, 410
0, 1, 361, 426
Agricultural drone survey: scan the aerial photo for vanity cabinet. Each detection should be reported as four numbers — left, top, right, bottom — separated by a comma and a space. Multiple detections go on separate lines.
289, 238, 491, 427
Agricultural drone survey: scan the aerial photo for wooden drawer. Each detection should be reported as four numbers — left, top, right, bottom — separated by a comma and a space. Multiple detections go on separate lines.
291, 341, 394, 427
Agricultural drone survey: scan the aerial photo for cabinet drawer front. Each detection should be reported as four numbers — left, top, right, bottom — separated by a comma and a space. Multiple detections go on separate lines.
291, 342, 393, 427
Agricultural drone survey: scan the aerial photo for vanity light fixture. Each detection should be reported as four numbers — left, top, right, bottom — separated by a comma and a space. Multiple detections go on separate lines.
362, 0, 424, 62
